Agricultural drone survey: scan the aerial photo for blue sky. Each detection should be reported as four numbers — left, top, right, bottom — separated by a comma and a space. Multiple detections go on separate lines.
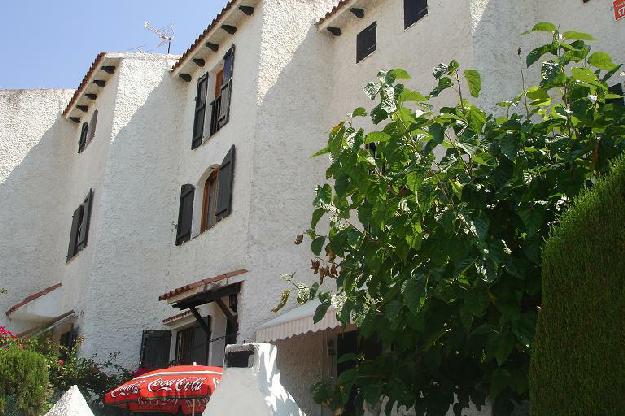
0, 0, 230, 89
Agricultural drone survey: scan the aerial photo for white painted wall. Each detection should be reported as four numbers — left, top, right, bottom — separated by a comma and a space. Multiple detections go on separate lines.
0, 88, 73, 334
1, 0, 624, 413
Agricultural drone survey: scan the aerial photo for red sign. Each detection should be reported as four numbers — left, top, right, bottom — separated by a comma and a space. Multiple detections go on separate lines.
615, 0, 625, 21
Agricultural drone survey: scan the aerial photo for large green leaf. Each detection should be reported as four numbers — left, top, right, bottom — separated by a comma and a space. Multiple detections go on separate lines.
562, 31, 594, 40
588, 52, 618, 71
464, 69, 482, 98
525, 22, 557, 33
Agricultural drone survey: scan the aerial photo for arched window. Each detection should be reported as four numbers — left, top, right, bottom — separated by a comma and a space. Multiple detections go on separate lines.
201, 170, 220, 232
176, 184, 195, 246
78, 122, 89, 153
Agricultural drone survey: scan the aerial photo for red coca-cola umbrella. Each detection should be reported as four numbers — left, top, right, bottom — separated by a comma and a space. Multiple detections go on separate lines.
104, 365, 223, 415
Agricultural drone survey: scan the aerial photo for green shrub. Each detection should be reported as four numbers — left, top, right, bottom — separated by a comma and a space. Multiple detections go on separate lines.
530, 156, 625, 415
0, 343, 50, 416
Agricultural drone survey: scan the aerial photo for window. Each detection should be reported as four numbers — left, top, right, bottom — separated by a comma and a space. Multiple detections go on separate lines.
176, 318, 210, 365
356, 22, 376, 63
201, 170, 220, 232
67, 189, 93, 261
209, 46, 236, 136
176, 184, 195, 245
404, 0, 428, 29
608, 83, 624, 106
336, 330, 382, 415
59, 326, 79, 359
176, 146, 236, 244
78, 122, 89, 153
140, 330, 172, 369
191, 46, 236, 149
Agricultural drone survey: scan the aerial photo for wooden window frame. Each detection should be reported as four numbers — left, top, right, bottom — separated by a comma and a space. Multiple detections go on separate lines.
208, 46, 235, 137
201, 170, 220, 233
175, 318, 210, 365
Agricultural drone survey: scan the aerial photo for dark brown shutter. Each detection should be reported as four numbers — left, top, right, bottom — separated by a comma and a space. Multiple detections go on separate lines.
404, 0, 428, 29
67, 207, 81, 261
78, 122, 89, 153
77, 189, 93, 250
209, 98, 220, 136
190, 317, 211, 365
176, 184, 195, 245
356, 22, 377, 63
87, 110, 98, 144
223, 45, 236, 82
216, 145, 236, 221
192, 73, 209, 149
218, 46, 235, 129
140, 330, 171, 369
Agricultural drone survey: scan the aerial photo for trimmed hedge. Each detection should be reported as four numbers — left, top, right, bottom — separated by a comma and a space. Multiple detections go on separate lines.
530, 156, 625, 415
0, 343, 50, 416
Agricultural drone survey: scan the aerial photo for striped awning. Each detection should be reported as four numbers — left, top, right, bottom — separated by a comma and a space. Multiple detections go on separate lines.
255, 300, 344, 342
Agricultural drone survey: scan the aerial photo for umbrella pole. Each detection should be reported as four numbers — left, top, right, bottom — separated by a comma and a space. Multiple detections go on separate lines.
192, 398, 195, 416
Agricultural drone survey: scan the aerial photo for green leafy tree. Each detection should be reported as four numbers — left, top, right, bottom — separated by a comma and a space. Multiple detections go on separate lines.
278, 23, 625, 415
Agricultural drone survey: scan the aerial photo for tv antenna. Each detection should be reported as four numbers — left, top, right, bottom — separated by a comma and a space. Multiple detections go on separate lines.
144, 21, 174, 53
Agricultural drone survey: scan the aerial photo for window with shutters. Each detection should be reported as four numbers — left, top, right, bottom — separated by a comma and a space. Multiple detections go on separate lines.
177, 146, 235, 244
176, 184, 195, 246
356, 22, 376, 63
404, 0, 428, 29
209, 46, 235, 137
141, 330, 172, 370
175, 317, 210, 365
191, 46, 236, 149
78, 122, 89, 153
67, 189, 94, 262
201, 170, 220, 232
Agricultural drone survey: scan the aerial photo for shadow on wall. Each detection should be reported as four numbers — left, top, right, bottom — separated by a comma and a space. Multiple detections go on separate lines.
0, 111, 74, 334
75, 68, 188, 368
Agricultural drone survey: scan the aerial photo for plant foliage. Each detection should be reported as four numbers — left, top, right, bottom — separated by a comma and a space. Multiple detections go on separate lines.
0, 342, 50, 416
278, 23, 625, 415
530, 155, 625, 415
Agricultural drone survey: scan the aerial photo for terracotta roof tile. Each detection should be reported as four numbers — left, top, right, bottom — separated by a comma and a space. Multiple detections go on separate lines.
171, 0, 239, 72
162, 310, 193, 324
159, 269, 248, 301
317, 0, 353, 26
6, 282, 62, 317
63, 52, 106, 117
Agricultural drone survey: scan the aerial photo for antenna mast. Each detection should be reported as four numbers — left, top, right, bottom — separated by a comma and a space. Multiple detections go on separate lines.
144, 21, 174, 54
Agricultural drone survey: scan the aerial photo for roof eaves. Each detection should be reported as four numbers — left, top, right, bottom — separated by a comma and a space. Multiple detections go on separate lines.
62, 53, 106, 118
316, 0, 357, 29
6, 282, 63, 317
171, 0, 259, 76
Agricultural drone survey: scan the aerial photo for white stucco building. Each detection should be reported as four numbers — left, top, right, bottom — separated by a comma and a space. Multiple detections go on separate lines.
1, 0, 623, 414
